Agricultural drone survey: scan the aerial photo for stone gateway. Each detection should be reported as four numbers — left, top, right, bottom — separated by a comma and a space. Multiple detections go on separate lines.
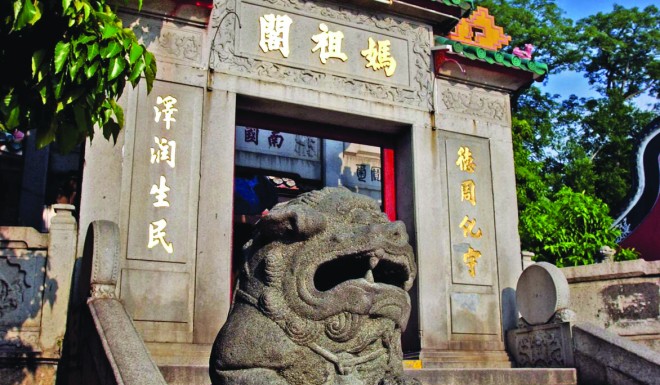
210, 187, 419, 385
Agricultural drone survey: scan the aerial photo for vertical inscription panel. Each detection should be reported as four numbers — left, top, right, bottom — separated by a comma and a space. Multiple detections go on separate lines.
126, 81, 203, 263
443, 135, 497, 286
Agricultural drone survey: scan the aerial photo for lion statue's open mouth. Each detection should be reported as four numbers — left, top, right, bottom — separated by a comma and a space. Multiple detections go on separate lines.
210, 187, 419, 385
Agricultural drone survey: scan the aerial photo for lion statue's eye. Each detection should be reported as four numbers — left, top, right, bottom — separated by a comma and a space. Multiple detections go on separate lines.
349, 208, 383, 225
349, 209, 372, 224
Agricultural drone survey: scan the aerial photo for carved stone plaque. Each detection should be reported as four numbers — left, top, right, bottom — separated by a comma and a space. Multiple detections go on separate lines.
0, 250, 46, 350
443, 135, 497, 286
0, 251, 46, 328
126, 80, 203, 263
506, 322, 574, 368
211, 0, 433, 109
238, 1, 410, 87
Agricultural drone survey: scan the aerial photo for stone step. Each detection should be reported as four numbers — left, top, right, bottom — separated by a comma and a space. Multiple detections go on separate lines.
160, 364, 210, 385
404, 368, 577, 385
157, 365, 577, 385
148, 343, 576, 385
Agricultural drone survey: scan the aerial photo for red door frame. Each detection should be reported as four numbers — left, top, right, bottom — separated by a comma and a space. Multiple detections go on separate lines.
382, 148, 397, 221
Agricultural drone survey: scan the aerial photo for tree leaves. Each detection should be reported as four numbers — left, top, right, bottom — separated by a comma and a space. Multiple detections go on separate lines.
573, 5, 659, 100
13, 0, 41, 30
54, 41, 71, 74
129, 43, 143, 64
494, 2, 655, 262
100, 41, 122, 59
519, 187, 627, 266
108, 56, 126, 80
0, 0, 157, 152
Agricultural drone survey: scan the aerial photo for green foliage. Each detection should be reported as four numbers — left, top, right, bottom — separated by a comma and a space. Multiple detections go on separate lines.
615, 247, 639, 262
0, 0, 156, 152
565, 93, 655, 208
573, 5, 660, 100
512, 115, 549, 210
519, 187, 631, 267
482, 2, 656, 263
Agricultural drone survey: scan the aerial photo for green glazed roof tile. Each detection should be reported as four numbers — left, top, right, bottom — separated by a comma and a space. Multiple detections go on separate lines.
432, 0, 475, 11
434, 36, 549, 75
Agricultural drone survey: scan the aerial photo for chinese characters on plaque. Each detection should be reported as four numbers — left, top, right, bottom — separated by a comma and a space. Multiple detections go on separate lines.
456, 146, 482, 277
147, 95, 179, 254
356, 164, 381, 182
312, 23, 348, 64
259, 14, 293, 58
258, 14, 398, 77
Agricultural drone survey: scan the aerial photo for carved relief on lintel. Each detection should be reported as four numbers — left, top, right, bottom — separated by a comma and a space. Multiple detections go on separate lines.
437, 83, 509, 123
210, 0, 432, 110
122, 12, 204, 66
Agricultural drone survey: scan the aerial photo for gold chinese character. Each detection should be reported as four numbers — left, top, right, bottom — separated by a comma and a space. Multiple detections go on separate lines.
456, 146, 476, 173
154, 96, 178, 130
311, 23, 348, 64
150, 176, 171, 208
459, 215, 482, 238
259, 14, 293, 58
463, 246, 481, 277
361, 37, 397, 77
460, 180, 476, 206
148, 219, 173, 253
151, 137, 176, 168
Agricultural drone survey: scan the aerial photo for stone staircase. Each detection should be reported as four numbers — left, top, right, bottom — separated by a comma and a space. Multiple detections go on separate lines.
147, 343, 577, 385
158, 364, 577, 385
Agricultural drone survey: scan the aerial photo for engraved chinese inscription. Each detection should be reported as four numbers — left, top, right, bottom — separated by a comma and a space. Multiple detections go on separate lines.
311, 23, 347, 64
147, 95, 178, 254
455, 145, 483, 277
361, 37, 397, 77
259, 14, 293, 58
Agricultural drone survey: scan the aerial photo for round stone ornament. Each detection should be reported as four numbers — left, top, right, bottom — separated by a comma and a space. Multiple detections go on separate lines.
516, 262, 570, 325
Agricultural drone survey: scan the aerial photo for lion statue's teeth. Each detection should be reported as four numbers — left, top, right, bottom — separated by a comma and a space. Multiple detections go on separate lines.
365, 269, 375, 283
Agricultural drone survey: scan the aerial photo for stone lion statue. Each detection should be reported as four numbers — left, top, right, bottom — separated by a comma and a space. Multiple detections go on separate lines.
210, 187, 419, 385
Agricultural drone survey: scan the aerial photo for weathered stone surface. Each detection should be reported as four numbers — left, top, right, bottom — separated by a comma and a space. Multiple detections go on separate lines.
402, 368, 577, 385
506, 322, 574, 368
561, 260, 660, 351
210, 187, 418, 385
516, 262, 570, 326
0, 364, 57, 385
573, 323, 660, 385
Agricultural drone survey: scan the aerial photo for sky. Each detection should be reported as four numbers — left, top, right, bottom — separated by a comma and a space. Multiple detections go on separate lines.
540, 0, 659, 109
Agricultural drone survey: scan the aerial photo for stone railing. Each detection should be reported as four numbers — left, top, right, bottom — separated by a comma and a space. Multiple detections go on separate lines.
508, 261, 659, 385
58, 220, 167, 385
573, 323, 660, 385
561, 259, 660, 351
0, 204, 77, 384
